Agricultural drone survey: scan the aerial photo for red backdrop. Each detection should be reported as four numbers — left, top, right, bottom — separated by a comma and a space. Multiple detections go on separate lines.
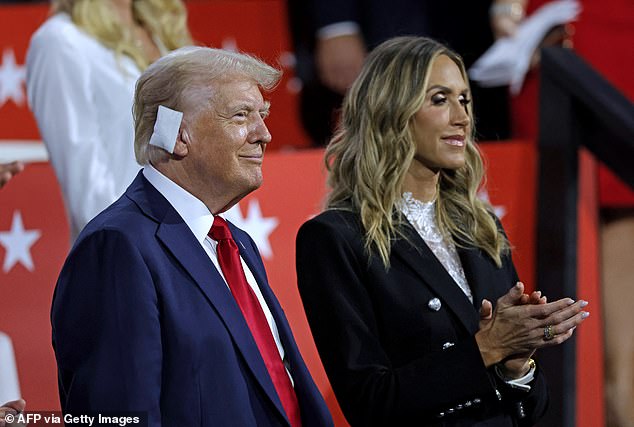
1, 1, 627, 426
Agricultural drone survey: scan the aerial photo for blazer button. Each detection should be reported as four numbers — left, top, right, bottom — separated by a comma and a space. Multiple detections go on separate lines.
442, 342, 455, 350
437, 412, 445, 418
428, 297, 442, 311
517, 402, 526, 418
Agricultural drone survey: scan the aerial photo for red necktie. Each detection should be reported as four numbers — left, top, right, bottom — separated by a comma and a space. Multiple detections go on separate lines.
209, 216, 302, 427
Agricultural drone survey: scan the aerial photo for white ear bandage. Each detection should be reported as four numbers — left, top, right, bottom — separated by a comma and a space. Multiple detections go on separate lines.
149, 105, 183, 154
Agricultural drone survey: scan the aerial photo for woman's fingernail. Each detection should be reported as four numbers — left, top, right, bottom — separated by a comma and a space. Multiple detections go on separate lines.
581, 311, 590, 318
580, 300, 588, 307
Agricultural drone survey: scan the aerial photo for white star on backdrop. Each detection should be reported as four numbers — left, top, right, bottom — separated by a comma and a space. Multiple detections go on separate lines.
0, 211, 41, 273
0, 49, 26, 107
478, 189, 507, 219
225, 200, 279, 259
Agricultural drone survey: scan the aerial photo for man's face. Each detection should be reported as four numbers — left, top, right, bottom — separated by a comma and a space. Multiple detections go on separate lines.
183, 76, 271, 212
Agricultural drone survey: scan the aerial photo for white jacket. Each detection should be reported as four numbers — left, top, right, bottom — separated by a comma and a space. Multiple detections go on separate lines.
27, 13, 142, 240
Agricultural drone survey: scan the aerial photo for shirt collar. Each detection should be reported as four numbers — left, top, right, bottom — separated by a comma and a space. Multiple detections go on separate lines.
143, 164, 214, 244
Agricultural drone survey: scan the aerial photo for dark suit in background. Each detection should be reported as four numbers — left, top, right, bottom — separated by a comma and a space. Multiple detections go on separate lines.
288, 0, 510, 145
296, 210, 548, 426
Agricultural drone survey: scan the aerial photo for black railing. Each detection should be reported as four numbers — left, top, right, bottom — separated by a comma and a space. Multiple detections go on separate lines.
537, 47, 634, 427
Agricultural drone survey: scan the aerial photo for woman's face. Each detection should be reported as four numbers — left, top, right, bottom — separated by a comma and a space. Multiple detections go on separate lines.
409, 54, 471, 177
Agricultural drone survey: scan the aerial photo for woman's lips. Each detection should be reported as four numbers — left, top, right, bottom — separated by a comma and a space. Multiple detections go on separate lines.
442, 135, 465, 146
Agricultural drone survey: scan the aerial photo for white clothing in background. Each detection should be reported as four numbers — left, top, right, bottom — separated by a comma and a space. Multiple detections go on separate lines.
0, 332, 21, 402
26, 13, 142, 240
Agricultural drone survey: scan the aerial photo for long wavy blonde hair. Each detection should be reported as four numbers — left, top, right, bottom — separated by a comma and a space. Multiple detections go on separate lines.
53, 0, 192, 70
326, 36, 509, 268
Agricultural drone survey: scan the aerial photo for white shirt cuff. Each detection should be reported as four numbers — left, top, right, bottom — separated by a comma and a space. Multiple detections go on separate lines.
495, 362, 536, 391
317, 21, 361, 40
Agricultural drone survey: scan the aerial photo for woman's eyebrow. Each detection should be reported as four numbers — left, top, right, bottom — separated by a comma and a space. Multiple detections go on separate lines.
426, 85, 470, 95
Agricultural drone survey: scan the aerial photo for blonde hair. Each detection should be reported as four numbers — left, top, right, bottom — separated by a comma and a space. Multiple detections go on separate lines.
326, 36, 509, 268
133, 46, 282, 165
52, 0, 192, 71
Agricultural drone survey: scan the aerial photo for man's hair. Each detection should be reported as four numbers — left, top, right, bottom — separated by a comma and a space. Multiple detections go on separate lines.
133, 46, 282, 165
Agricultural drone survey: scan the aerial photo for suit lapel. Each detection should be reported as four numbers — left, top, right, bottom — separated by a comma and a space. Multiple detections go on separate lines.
231, 227, 299, 369
232, 227, 315, 416
127, 174, 288, 424
392, 222, 480, 334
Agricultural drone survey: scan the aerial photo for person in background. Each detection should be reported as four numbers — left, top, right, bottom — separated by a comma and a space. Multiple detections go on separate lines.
0, 162, 23, 189
26, 0, 192, 240
494, 2, 634, 425
51, 46, 333, 427
296, 36, 589, 426
287, 0, 515, 146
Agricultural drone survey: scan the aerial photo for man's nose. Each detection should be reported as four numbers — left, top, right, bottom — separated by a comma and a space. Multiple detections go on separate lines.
249, 116, 271, 144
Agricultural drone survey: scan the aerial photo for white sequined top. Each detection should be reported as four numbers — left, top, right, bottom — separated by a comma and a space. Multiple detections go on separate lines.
399, 192, 473, 303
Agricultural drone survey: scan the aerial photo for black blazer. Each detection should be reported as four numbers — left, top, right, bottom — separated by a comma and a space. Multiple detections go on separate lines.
296, 209, 548, 426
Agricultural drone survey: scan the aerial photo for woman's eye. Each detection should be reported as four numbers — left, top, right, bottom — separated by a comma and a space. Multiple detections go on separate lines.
459, 96, 472, 106
431, 94, 447, 105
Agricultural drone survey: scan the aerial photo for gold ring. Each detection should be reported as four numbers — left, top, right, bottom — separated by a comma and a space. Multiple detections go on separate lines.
544, 325, 555, 341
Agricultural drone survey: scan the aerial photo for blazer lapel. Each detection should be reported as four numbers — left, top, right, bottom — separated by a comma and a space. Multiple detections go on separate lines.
458, 245, 499, 312
127, 174, 288, 423
392, 223, 480, 334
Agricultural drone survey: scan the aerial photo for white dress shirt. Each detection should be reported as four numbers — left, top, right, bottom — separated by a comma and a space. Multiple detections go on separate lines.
142, 165, 288, 365
27, 13, 143, 240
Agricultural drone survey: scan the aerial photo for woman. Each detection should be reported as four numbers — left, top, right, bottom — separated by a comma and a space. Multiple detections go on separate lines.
295, 36, 589, 426
26, 0, 192, 240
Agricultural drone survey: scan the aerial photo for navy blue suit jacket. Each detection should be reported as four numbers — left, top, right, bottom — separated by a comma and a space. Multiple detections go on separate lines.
51, 172, 333, 427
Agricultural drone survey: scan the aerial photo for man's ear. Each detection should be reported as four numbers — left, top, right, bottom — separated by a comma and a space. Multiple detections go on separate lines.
173, 126, 190, 158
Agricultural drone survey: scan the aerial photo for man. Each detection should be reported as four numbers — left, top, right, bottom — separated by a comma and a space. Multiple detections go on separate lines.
51, 47, 333, 427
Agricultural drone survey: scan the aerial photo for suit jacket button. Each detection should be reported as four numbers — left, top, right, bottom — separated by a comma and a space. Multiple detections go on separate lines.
517, 402, 526, 418
428, 297, 442, 311
442, 342, 455, 350
473, 398, 481, 405
437, 412, 445, 418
